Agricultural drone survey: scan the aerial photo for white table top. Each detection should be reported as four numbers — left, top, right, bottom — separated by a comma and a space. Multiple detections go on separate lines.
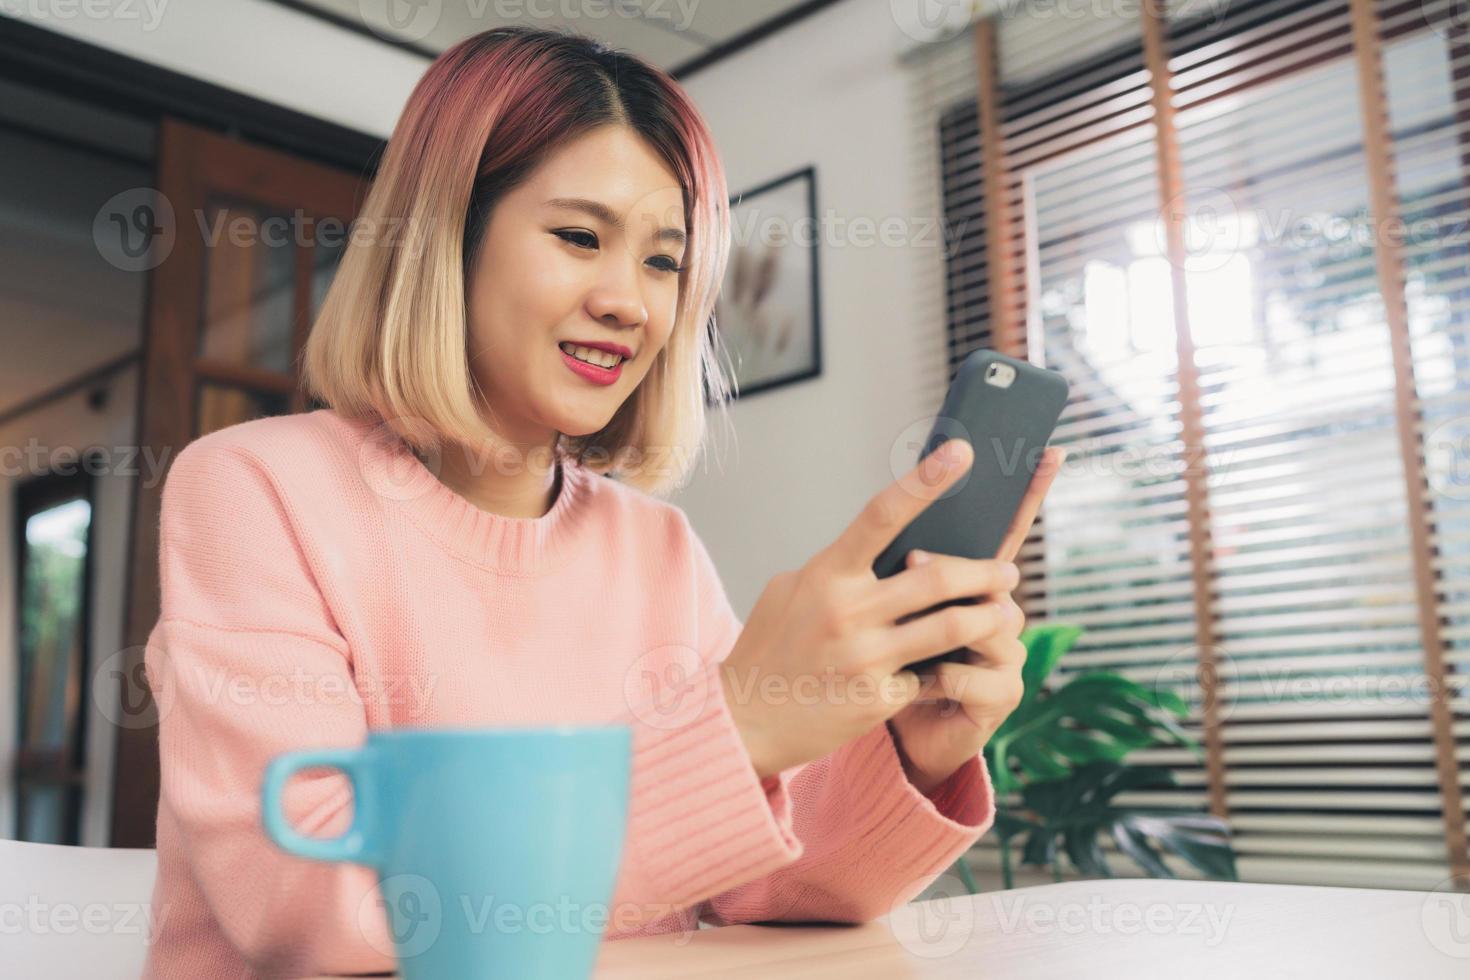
315, 877, 1470, 979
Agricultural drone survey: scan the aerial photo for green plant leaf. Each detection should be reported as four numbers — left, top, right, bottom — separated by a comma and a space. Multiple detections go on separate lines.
1012, 739, 1072, 782
1018, 624, 1083, 703
1046, 726, 1132, 765
1125, 812, 1239, 881
989, 673, 1197, 794
1064, 825, 1111, 877
1006, 762, 1239, 883
1107, 695, 1198, 754
1022, 827, 1057, 868
1111, 822, 1174, 878
979, 624, 1238, 884
993, 809, 1038, 842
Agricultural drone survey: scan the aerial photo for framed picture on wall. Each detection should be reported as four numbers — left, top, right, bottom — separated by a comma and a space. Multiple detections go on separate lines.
706, 165, 823, 403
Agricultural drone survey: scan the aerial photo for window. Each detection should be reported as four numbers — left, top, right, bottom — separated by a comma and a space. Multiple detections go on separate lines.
927, 0, 1468, 888
13, 458, 98, 844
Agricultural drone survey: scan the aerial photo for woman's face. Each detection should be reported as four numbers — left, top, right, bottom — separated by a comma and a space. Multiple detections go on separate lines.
464, 124, 688, 452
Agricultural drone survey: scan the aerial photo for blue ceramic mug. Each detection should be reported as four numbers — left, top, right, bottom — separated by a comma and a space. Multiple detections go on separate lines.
261, 725, 632, 980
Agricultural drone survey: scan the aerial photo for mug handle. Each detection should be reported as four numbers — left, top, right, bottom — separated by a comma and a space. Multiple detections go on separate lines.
261, 746, 381, 866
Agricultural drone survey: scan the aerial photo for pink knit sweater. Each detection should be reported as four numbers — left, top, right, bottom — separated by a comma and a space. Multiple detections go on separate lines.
140, 408, 996, 979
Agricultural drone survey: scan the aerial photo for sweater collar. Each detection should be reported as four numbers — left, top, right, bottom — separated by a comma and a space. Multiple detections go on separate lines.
332, 410, 594, 574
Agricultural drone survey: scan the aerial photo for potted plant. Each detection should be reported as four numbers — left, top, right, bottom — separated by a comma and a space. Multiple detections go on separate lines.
948, 624, 1237, 892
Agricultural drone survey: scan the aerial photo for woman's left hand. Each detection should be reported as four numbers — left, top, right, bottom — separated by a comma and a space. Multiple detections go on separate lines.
886, 446, 1066, 797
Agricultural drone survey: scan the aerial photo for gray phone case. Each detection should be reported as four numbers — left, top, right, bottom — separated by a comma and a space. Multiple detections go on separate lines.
871, 349, 1069, 672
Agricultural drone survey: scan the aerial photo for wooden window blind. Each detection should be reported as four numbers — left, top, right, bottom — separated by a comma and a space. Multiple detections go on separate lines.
911, 0, 1469, 889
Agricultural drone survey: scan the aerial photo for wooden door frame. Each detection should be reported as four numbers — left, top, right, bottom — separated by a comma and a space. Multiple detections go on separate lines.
111, 119, 366, 847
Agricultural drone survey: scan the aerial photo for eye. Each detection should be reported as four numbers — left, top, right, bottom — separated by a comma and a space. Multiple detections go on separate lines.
553, 229, 686, 275
553, 229, 598, 250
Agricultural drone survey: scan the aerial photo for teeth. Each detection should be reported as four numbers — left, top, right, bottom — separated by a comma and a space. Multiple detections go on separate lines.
560, 343, 623, 369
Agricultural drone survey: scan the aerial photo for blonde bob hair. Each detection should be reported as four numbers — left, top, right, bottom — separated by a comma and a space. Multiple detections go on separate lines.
301, 26, 735, 496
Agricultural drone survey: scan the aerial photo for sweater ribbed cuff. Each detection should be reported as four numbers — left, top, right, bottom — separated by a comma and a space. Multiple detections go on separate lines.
624, 660, 803, 910
828, 722, 997, 894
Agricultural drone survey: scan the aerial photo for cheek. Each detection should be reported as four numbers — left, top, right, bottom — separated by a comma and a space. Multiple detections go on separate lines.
473, 233, 582, 326
631, 314, 679, 377
652, 287, 682, 345
468, 261, 579, 365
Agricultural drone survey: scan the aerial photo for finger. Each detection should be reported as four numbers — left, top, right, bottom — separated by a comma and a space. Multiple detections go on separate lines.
996, 445, 1067, 564
880, 668, 924, 714
955, 597, 1025, 667
822, 438, 974, 572
962, 629, 1027, 672
878, 552, 1019, 624
917, 661, 1024, 712
881, 597, 1012, 675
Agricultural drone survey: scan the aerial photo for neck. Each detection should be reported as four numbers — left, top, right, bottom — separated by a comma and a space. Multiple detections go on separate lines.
423, 435, 563, 519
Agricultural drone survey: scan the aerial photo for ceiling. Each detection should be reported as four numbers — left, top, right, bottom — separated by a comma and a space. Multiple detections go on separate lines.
278, 0, 837, 76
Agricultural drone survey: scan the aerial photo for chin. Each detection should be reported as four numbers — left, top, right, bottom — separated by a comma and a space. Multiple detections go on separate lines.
555, 399, 631, 439
555, 414, 618, 440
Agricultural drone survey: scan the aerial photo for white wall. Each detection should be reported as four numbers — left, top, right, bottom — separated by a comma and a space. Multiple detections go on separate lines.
5, 0, 953, 619
668, 1, 952, 615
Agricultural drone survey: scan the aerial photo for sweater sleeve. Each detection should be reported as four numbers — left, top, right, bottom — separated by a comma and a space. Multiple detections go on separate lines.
146, 438, 399, 976
696, 725, 996, 927
674, 514, 998, 929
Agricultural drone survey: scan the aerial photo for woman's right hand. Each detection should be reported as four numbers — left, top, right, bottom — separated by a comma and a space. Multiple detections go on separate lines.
719, 438, 1021, 780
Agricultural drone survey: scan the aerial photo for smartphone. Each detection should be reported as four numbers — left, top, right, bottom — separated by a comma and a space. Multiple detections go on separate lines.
871, 349, 1070, 673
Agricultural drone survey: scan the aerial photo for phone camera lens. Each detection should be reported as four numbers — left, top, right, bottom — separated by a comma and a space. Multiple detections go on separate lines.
984, 361, 1016, 388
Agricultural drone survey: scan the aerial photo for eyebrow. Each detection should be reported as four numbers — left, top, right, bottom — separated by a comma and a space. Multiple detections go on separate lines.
544, 197, 687, 249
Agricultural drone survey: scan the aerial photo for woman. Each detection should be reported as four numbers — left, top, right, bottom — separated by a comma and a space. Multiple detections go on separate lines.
141, 25, 1062, 979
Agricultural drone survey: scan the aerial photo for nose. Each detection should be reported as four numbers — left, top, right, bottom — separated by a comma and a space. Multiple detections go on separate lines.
585, 254, 648, 332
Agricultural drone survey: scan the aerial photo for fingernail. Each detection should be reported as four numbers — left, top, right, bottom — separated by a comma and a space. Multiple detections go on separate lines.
910, 549, 932, 566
